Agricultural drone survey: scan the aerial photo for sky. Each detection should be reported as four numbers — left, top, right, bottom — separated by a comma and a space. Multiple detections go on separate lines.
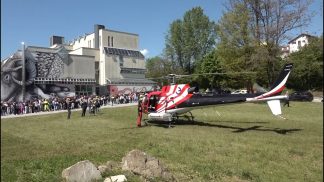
1, 0, 323, 60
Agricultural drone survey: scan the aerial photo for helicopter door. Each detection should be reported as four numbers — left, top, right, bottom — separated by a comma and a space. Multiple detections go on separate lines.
148, 95, 158, 112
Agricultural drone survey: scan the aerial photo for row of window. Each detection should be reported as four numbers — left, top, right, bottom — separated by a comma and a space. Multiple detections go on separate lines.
89, 36, 114, 48
108, 36, 114, 47
75, 85, 93, 96
291, 40, 306, 44
104, 47, 144, 59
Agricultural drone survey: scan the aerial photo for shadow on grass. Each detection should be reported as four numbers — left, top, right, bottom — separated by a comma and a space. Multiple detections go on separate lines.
145, 119, 302, 135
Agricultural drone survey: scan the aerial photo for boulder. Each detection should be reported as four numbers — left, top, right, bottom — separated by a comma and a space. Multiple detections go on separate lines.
122, 149, 174, 181
62, 160, 102, 182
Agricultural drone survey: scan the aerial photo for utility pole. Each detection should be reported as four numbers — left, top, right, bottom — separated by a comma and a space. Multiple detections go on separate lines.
21, 42, 26, 102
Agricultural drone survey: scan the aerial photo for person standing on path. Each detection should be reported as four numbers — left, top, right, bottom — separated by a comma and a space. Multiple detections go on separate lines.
66, 98, 72, 119
81, 99, 88, 117
283, 91, 290, 107
137, 98, 143, 127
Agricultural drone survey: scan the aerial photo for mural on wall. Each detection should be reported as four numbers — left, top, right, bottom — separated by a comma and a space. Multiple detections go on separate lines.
1, 47, 74, 102
109, 85, 157, 96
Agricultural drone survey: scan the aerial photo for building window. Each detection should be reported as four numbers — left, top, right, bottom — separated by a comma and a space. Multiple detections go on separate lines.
111, 37, 114, 47
88, 40, 92, 48
108, 36, 110, 47
75, 85, 93, 96
119, 55, 124, 67
298, 41, 301, 49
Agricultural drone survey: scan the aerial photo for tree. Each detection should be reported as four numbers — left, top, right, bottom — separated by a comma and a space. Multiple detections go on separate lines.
164, 7, 217, 74
216, 2, 256, 90
164, 20, 184, 70
198, 50, 224, 89
145, 56, 182, 86
287, 36, 323, 90
216, 0, 313, 87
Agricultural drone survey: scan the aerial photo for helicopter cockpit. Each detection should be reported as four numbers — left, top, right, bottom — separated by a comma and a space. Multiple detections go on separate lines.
142, 91, 161, 113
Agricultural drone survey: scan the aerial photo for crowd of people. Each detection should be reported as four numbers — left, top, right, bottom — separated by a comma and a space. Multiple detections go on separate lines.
1, 93, 140, 117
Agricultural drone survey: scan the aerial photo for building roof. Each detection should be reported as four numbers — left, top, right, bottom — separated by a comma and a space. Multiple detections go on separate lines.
288, 33, 315, 44
106, 78, 156, 85
104, 47, 144, 59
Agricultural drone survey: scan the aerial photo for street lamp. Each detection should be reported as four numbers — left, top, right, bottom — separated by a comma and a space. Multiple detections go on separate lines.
21, 42, 26, 102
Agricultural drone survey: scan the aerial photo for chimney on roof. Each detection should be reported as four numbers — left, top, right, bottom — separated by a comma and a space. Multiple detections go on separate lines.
94, 24, 105, 49
50, 35, 65, 46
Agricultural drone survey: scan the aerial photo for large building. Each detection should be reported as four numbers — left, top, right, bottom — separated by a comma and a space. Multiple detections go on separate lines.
1, 24, 156, 102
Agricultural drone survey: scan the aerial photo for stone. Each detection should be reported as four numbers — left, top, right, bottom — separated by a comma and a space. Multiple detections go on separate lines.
110, 175, 127, 182
104, 177, 112, 182
62, 160, 102, 182
103, 175, 127, 182
122, 149, 174, 181
122, 150, 147, 174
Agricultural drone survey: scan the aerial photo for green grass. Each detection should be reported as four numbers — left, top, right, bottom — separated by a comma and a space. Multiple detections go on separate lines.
1, 102, 323, 182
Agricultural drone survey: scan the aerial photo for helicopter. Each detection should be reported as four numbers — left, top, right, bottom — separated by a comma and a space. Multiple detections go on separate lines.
137, 63, 293, 127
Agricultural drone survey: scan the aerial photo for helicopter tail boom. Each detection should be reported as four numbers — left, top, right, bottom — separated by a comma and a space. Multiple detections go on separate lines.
246, 63, 293, 116
253, 63, 293, 100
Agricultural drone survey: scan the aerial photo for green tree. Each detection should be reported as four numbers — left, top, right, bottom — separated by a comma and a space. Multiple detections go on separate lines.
145, 56, 183, 85
216, 0, 313, 88
288, 36, 323, 90
198, 50, 223, 89
164, 7, 216, 74
216, 2, 256, 90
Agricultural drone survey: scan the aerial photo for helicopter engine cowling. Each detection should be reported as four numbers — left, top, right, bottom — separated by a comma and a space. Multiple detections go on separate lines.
148, 112, 172, 122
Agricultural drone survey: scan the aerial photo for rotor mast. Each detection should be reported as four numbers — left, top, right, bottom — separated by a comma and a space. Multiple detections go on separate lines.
169, 74, 176, 85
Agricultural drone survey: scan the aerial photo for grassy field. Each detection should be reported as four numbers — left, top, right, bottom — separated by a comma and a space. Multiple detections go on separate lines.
1, 102, 323, 182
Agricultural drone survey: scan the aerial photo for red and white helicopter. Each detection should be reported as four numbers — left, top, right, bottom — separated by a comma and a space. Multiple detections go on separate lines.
137, 63, 293, 127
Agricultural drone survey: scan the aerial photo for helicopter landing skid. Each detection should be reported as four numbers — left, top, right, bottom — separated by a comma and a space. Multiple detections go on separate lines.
173, 112, 195, 123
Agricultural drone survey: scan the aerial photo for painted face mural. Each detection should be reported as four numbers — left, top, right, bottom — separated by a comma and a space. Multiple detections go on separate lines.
1, 48, 74, 102
1, 52, 36, 101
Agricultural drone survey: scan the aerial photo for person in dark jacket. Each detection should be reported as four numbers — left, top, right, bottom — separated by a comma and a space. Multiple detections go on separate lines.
283, 91, 290, 107
66, 98, 72, 119
81, 99, 88, 117
137, 96, 144, 127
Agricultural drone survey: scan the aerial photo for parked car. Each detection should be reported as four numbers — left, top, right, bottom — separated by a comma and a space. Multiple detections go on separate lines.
289, 91, 313, 101
231, 89, 248, 94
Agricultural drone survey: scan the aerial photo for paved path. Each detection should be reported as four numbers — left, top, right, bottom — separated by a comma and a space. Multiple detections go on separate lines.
1, 103, 137, 119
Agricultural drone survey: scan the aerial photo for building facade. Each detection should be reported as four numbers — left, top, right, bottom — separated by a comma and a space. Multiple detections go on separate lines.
1, 24, 155, 102
281, 33, 315, 58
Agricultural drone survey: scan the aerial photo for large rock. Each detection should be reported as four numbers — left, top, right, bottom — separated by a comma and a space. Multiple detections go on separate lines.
62, 160, 102, 182
122, 149, 174, 181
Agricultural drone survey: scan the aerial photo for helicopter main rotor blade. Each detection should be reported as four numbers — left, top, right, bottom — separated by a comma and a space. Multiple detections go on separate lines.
176, 71, 256, 77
